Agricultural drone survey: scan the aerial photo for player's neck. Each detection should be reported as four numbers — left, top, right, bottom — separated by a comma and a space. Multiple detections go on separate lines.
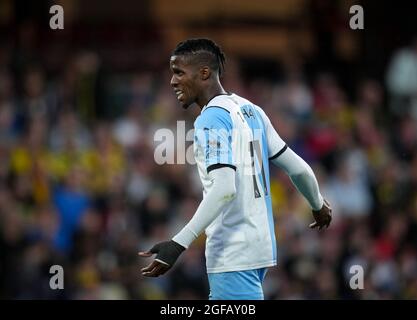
197, 83, 227, 109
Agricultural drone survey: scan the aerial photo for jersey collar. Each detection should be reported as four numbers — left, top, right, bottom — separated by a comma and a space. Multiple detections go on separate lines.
201, 92, 233, 113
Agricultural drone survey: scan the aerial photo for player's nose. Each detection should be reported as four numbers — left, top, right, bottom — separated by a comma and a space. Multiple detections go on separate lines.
170, 75, 178, 87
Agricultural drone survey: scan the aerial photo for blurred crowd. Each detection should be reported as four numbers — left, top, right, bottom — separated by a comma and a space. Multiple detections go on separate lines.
1, 22, 417, 299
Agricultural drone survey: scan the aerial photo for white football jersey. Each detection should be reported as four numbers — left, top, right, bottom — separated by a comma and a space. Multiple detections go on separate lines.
193, 93, 287, 273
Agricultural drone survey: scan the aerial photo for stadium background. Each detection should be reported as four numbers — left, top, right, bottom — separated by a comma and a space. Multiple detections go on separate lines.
1, 0, 417, 299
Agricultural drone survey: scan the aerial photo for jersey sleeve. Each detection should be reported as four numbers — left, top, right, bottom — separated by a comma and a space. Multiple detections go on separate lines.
257, 107, 287, 160
194, 107, 236, 173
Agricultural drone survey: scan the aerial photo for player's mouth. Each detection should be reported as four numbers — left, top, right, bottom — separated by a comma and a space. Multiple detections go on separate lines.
174, 89, 185, 101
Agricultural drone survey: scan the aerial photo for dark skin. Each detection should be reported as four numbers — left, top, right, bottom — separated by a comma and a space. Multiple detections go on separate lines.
137, 256, 169, 277
138, 54, 227, 277
168, 55, 227, 109
138, 54, 332, 277
309, 198, 332, 230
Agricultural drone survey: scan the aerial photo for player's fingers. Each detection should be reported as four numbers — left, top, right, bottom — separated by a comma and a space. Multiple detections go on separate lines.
309, 222, 318, 229
142, 264, 159, 277
153, 264, 167, 277
142, 268, 157, 277
138, 251, 153, 257
141, 260, 158, 273
158, 264, 170, 275
142, 267, 158, 277
143, 263, 165, 277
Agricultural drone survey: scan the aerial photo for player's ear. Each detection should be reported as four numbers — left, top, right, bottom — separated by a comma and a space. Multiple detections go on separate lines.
200, 66, 210, 81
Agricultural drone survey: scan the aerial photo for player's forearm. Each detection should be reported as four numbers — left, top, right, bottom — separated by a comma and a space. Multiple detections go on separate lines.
271, 147, 324, 210
172, 167, 236, 248
288, 170, 324, 211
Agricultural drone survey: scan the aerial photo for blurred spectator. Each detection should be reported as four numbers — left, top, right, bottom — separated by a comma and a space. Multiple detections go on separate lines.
1, 1, 417, 300
386, 35, 417, 118
324, 150, 373, 218
52, 166, 91, 253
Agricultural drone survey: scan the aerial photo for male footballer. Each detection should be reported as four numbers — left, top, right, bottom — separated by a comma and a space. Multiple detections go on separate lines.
139, 38, 332, 300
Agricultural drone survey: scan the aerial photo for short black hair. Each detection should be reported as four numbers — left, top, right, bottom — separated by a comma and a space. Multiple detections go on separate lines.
172, 38, 226, 76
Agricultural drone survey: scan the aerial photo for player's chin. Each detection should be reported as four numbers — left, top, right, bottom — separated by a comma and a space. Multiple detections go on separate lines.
180, 97, 192, 109
181, 102, 191, 109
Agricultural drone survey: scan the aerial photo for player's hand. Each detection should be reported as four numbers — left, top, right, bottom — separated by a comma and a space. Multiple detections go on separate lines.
309, 198, 332, 231
138, 240, 185, 277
